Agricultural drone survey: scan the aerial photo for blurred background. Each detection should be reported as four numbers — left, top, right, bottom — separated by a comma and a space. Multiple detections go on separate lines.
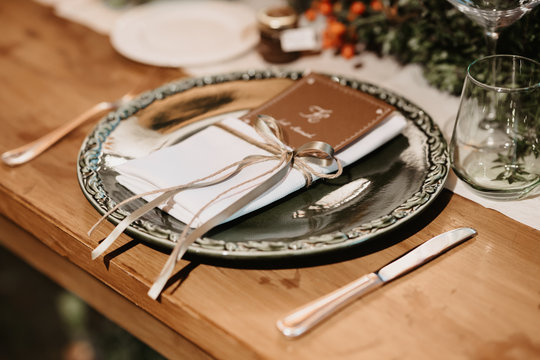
0, 246, 164, 360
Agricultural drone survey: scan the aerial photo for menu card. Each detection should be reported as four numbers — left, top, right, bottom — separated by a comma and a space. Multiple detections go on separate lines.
241, 73, 397, 151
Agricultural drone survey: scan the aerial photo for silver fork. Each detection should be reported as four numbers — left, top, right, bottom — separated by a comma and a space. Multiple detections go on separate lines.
2, 93, 134, 166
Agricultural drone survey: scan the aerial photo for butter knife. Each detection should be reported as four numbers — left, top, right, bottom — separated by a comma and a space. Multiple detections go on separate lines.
276, 227, 477, 338
2, 93, 134, 166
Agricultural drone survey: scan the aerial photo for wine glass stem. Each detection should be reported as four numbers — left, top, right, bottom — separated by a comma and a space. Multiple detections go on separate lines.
485, 29, 499, 55
480, 29, 499, 128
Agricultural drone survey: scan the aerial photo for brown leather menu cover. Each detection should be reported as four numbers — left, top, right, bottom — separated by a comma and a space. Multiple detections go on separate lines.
241, 73, 396, 151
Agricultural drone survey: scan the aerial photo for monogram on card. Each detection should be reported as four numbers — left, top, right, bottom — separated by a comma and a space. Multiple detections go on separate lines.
240, 73, 396, 151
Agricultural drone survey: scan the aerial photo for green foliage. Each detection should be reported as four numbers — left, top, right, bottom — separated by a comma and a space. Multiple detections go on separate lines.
493, 155, 532, 184
291, 0, 540, 95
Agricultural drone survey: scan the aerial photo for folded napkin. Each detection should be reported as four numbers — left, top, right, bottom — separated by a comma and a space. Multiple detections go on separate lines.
114, 113, 407, 227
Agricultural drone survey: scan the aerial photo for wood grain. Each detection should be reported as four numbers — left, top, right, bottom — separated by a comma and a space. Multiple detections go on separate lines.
0, 1, 539, 359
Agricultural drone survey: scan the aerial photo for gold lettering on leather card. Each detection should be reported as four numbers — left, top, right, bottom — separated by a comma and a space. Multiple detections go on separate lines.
241, 73, 396, 151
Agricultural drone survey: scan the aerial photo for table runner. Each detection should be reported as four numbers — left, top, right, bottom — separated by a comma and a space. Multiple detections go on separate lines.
35, 0, 539, 230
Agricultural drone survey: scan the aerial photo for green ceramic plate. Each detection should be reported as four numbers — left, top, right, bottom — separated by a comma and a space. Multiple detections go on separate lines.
77, 69, 448, 260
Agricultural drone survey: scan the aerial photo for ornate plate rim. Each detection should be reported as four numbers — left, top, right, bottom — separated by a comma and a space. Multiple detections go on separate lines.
77, 69, 449, 260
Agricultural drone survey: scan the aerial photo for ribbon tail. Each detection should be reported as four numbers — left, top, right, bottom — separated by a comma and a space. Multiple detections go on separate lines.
90, 157, 265, 260
147, 231, 192, 300
91, 189, 178, 260
147, 156, 293, 300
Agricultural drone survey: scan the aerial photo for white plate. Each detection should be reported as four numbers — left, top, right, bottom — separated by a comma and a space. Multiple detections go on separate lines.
110, 1, 259, 67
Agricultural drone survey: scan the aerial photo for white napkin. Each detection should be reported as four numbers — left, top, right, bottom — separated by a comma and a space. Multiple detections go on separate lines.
115, 114, 407, 227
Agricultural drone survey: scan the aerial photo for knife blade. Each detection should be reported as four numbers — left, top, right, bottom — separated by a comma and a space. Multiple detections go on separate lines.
276, 227, 477, 338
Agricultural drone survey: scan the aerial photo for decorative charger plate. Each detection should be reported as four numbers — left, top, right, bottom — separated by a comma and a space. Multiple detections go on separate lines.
77, 70, 448, 260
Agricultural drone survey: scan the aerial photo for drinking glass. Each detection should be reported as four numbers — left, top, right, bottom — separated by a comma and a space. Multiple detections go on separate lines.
450, 55, 540, 200
445, 0, 540, 55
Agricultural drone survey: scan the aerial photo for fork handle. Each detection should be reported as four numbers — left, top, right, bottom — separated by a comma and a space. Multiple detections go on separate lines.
2, 101, 114, 166
276, 273, 383, 338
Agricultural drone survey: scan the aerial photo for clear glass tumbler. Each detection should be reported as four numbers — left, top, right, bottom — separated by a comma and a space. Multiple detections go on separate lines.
450, 55, 540, 200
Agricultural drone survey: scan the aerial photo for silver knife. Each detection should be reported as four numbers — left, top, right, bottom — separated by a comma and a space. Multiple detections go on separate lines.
276, 227, 477, 338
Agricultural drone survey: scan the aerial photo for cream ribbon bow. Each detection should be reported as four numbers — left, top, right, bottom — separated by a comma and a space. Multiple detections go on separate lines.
89, 115, 343, 299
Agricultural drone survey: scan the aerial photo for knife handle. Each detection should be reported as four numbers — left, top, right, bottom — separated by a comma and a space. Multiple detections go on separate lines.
276, 272, 383, 338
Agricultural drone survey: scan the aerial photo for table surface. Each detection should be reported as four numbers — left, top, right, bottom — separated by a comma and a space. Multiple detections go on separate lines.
1, 1, 539, 359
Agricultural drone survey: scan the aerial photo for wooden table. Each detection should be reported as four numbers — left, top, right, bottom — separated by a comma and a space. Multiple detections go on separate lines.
1, 1, 539, 359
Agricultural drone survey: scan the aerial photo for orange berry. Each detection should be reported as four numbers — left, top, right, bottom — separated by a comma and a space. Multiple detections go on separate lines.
322, 31, 335, 48
340, 44, 355, 59
328, 21, 346, 37
370, 0, 383, 11
319, 2, 333, 15
322, 28, 344, 49
350, 1, 366, 15
304, 8, 318, 21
